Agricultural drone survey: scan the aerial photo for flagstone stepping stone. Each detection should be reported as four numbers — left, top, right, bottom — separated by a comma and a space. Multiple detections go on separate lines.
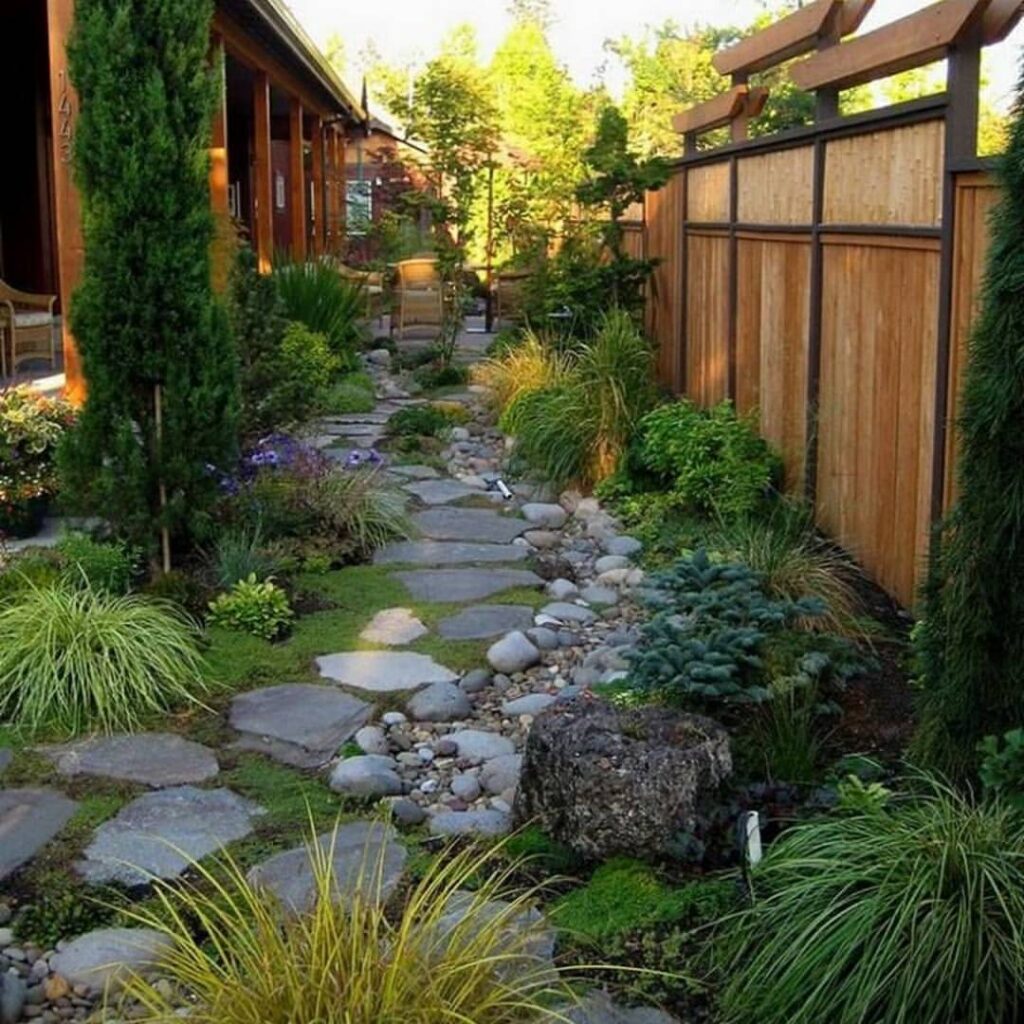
389, 463, 441, 480
317, 651, 457, 693
360, 607, 428, 645
48, 927, 174, 996
328, 755, 402, 797
403, 479, 480, 505
447, 730, 515, 761
540, 601, 598, 625
230, 684, 373, 768
428, 809, 511, 837
325, 412, 392, 425
323, 422, 386, 437
374, 540, 528, 566
501, 693, 556, 717
395, 568, 543, 603
38, 733, 219, 788
437, 892, 554, 961
247, 821, 407, 914
406, 681, 472, 722
412, 507, 530, 543
437, 604, 535, 640
559, 992, 680, 1024
77, 787, 264, 887
0, 788, 78, 881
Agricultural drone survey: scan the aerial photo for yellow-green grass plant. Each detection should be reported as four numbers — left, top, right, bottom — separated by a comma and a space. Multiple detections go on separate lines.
119, 827, 583, 1024
717, 775, 1024, 1024
472, 331, 571, 411
0, 580, 208, 736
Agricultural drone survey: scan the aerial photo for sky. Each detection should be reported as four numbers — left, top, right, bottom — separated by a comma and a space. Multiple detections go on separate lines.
287, 0, 1024, 111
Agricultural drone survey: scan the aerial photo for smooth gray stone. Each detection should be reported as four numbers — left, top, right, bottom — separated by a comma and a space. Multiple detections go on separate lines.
354, 725, 389, 755
230, 684, 372, 768
540, 601, 598, 625
77, 787, 263, 886
487, 631, 541, 674
527, 626, 559, 650
395, 568, 542, 603
579, 585, 619, 606
317, 651, 457, 693
437, 891, 554, 962
406, 681, 472, 722
359, 607, 428, 646
450, 774, 482, 801
328, 755, 402, 798
403, 479, 479, 505
48, 928, 173, 996
521, 503, 568, 529
460, 669, 493, 694
480, 754, 522, 795
603, 535, 643, 557
447, 730, 515, 761
0, 750, 10, 775
501, 694, 556, 717
559, 992, 680, 1024
374, 540, 528, 566
412, 507, 529, 544
38, 733, 218, 788
438, 604, 535, 640
0, 788, 78, 881
387, 796, 427, 826
388, 464, 441, 479
595, 555, 631, 574
0, 972, 26, 1024
547, 578, 579, 600
247, 821, 406, 914
428, 809, 511, 837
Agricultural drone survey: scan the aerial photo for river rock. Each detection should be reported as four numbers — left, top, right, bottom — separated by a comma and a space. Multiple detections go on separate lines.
406, 681, 472, 722
49, 928, 174, 996
329, 756, 402, 798
448, 730, 515, 761
521, 503, 568, 529
487, 631, 541, 674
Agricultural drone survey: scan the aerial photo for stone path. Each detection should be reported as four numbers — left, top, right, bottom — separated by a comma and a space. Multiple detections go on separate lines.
0, 338, 670, 1022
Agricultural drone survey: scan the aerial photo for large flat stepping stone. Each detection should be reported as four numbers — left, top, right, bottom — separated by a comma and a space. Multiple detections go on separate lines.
389, 463, 441, 480
374, 540, 528, 566
230, 684, 373, 768
322, 421, 386, 437
317, 651, 457, 693
395, 568, 543, 603
324, 412, 392, 425
412, 507, 529, 544
49, 927, 173, 996
359, 607, 428, 646
438, 604, 535, 640
248, 821, 406, 914
0, 788, 78, 880
77, 786, 264, 887
403, 479, 480, 505
38, 733, 219, 788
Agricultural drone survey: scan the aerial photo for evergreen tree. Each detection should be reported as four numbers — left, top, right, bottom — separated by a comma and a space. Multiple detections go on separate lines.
914, 63, 1024, 777
61, 0, 238, 562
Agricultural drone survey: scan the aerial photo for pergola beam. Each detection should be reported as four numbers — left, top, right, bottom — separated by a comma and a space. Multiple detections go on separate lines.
790, 0, 992, 93
982, 0, 1024, 43
672, 86, 768, 137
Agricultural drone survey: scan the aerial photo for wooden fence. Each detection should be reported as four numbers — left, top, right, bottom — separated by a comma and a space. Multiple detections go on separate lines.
643, 0, 1012, 607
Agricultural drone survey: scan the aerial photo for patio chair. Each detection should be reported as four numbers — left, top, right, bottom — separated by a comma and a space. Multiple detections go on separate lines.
337, 263, 386, 323
393, 257, 443, 339
493, 270, 530, 325
0, 281, 57, 378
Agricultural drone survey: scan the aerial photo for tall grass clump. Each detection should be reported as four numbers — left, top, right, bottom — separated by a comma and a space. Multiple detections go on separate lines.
502, 311, 655, 489
317, 469, 412, 556
121, 828, 578, 1024
717, 775, 1024, 1024
472, 331, 571, 410
207, 526, 282, 588
0, 581, 207, 735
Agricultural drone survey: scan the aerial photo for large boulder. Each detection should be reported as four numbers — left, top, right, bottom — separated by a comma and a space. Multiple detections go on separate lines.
514, 698, 731, 860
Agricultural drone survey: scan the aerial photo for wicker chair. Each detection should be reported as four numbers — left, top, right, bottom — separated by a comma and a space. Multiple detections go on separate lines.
393, 257, 443, 339
493, 270, 530, 325
337, 263, 385, 322
0, 281, 57, 378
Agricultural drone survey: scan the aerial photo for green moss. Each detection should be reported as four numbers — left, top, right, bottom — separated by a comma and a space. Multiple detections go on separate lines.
551, 858, 736, 945
502, 826, 576, 873
322, 371, 376, 415
220, 754, 340, 834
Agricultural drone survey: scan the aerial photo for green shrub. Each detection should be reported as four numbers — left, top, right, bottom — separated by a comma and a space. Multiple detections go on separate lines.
0, 550, 64, 603
717, 776, 1024, 1024
502, 311, 655, 488
141, 569, 211, 619
207, 526, 283, 589
208, 574, 293, 640
273, 259, 366, 369
55, 532, 136, 594
978, 728, 1024, 807
413, 362, 470, 390
0, 581, 207, 735
387, 405, 453, 439
324, 372, 376, 415
261, 322, 337, 428
835, 774, 893, 814
633, 400, 781, 519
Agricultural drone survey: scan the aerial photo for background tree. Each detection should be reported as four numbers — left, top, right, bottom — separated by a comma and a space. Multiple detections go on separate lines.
61, 0, 238, 565
914, 64, 1024, 777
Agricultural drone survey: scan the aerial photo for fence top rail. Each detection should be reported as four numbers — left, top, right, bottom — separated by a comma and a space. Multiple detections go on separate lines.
712, 0, 874, 77
790, 0, 1010, 93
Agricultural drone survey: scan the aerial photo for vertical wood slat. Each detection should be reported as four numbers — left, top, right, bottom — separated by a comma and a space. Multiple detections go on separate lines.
288, 97, 306, 261
685, 231, 731, 407
252, 70, 273, 272
309, 114, 324, 256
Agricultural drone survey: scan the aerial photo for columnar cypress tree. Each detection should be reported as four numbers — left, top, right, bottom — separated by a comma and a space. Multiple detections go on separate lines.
61, 0, 238, 559
914, 65, 1024, 776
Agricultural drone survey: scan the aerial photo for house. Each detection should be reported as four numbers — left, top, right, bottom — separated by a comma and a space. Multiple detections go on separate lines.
0, 0, 366, 399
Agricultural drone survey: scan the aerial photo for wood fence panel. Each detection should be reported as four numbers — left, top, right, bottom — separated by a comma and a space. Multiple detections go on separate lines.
687, 162, 731, 222
945, 172, 999, 507
816, 236, 940, 605
645, 172, 685, 390
686, 231, 731, 406
823, 121, 945, 226
736, 234, 811, 491
737, 147, 814, 224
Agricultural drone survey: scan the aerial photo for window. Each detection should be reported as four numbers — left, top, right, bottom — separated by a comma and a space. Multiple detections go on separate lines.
346, 180, 372, 235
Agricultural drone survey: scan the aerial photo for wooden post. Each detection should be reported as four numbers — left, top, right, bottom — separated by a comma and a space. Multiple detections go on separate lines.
730, 74, 750, 143
46, 0, 86, 403
253, 70, 273, 271
209, 34, 231, 291
310, 114, 324, 256
289, 97, 306, 261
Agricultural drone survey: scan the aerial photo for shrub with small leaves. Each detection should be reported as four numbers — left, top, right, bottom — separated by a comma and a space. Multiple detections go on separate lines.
836, 774, 893, 815
208, 574, 293, 640
55, 532, 136, 594
386, 405, 454, 439
978, 728, 1024, 807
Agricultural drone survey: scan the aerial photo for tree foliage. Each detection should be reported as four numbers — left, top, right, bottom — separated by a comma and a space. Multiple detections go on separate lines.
61, 0, 238, 558
914, 64, 1024, 777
